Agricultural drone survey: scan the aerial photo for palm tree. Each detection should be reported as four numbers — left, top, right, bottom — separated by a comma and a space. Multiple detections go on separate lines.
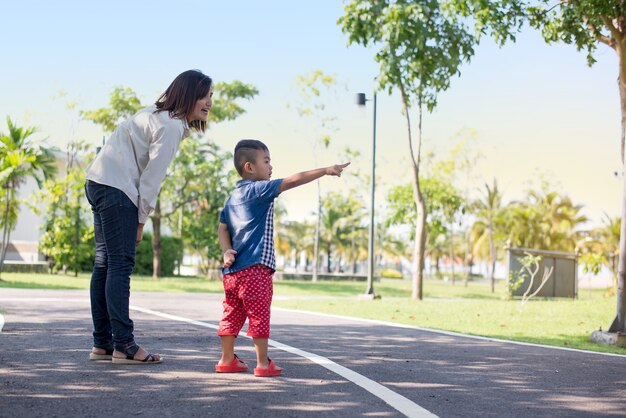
504, 184, 587, 253
0, 117, 57, 277
471, 179, 504, 293
320, 191, 365, 273
581, 215, 620, 291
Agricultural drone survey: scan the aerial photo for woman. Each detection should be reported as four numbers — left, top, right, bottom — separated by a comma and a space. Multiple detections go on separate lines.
85, 69, 213, 364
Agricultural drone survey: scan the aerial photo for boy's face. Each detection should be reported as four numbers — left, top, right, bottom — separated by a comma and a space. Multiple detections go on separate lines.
248, 149, 272, 180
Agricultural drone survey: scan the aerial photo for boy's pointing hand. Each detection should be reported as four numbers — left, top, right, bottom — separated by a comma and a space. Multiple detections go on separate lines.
327, 162, 350, 177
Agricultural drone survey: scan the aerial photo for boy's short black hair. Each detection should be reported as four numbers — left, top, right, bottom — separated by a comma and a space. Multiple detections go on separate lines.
234, 139, 269, 176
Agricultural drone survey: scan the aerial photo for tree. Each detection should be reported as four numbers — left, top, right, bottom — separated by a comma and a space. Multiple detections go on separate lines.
35, 141, 94, 276
339, 0, 475, 299
290, 70, 340, 281
504, 183, 588, 253
162, 140, 235, 276
444, 0, 626, 341
0, 117, 57, 277
80, 87, 142, 133
160, 81, 258, 277
471, 179, 505, 293
319, 190, 366, 273
386, 174, 464, 279
581, 214, 621, 291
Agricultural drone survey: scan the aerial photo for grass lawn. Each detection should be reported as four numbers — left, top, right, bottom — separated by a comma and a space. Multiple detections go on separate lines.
1, 272, 623, 355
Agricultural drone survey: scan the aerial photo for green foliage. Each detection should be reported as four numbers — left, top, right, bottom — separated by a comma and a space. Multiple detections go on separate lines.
134, 232, 183, 276
0, 117, 58, 275
339, 0, 476, 110
527, 0, 617, 66
320, 190, 367, 272
503, 183, 588, 252
208, 81, 259, 124
580, 253, 606, 276
34, 142, 94, 275
37, 174, 94, 274
444, 1, 619, 68
80, 87, 142, 133
386, 174, 464, 239
443, 0, 526, 45
506, 269, 526, 299
160, 138, 235, 268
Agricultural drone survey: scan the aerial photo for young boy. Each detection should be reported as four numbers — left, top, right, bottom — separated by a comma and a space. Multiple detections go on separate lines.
216, 139, 349, 377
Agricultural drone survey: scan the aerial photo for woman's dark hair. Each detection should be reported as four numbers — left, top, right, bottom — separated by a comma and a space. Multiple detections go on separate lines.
234, 139, 268, 176
155, 69, 212, 132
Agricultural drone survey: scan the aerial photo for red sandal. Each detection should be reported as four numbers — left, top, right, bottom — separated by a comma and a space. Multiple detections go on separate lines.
254, 358, 282, 377
215, 354, 248, 373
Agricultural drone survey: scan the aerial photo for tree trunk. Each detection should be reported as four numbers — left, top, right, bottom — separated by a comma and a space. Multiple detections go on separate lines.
0, 187, 13, 279
73, 195, 80, 277
412, 193, 427, 300
152, 198, 162, 279
613, 44, 626, 332
326, 243, 332, 273
489, 215, 496, 293
449, 223, 455, 285
463, 231, 471, 288
312, 180, 321, 282
404, 95, 426, 301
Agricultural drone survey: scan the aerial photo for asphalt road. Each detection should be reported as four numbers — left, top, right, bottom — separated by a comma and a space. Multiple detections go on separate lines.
1, 288, 626, 417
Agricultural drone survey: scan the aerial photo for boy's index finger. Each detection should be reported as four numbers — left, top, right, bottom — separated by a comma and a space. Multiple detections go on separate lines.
340, 162, 350, 168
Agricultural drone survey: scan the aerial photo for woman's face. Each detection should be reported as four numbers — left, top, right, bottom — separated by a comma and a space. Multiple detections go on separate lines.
188, 85, 214, 123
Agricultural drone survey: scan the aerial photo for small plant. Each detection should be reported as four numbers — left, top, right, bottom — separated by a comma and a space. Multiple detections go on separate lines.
518, 253, 554, 305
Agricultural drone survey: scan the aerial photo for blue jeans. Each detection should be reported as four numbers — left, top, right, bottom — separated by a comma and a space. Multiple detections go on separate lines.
85, 180, 138, 352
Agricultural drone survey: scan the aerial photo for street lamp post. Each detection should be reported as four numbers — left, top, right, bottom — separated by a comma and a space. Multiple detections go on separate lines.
356, 92, 379, 298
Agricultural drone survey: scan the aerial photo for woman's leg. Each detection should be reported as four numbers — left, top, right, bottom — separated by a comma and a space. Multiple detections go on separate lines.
86, 182, 137, 350
86, 182, 113, 351
99, 189, 138, 350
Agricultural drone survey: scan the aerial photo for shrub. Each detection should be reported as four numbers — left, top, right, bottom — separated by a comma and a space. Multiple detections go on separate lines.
133, 233, 183, 276
380, 269, 403, 279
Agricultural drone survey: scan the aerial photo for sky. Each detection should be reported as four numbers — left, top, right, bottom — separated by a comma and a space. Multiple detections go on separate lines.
1, 0, 621, 230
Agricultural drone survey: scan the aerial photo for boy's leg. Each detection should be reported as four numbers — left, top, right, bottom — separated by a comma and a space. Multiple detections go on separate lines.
242, 266, 281, 371
217, 271, 247, 367
253, 338, 268, 367
218, 335, 236, 364
252, 337, 282, 375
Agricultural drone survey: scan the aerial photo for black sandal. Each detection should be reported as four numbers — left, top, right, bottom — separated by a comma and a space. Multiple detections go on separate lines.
111, 344, 162, 365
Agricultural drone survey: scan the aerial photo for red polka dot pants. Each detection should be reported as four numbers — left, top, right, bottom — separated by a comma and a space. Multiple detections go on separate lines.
218, 265, 274, 338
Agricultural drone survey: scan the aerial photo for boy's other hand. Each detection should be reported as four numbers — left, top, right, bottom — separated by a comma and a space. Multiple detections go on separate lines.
326, 162, 350, 177
223, 249, 237, 268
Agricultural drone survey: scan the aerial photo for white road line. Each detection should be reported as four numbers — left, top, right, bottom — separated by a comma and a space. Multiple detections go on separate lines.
130, 305, 437, 418
0, 296, 624, 358
0, 313, 4, 333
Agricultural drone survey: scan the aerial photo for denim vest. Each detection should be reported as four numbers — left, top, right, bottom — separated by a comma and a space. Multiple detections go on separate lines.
219, 178, 283, 274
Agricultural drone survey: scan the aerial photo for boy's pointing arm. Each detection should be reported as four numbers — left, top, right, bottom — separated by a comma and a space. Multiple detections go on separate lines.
279, 162, 350, 193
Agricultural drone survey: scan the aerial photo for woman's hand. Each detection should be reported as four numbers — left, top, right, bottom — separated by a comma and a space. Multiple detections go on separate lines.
136, 223, 145, 246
